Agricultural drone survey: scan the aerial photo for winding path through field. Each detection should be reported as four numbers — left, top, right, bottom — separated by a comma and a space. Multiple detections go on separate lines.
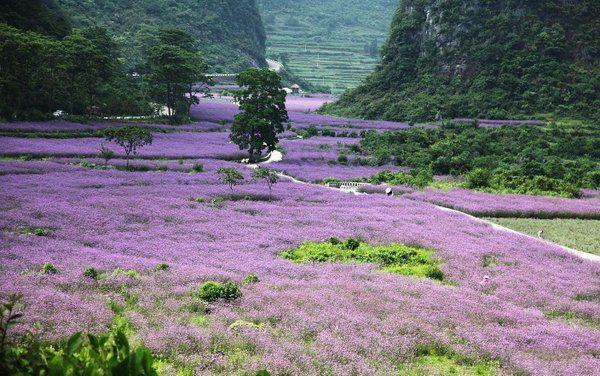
256, 148, 600, 262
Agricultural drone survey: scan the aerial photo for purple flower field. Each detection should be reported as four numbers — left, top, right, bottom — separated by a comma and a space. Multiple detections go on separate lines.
1, 99, 599, 375
406, 188, 600, 219
0, 132, 243, 160
0, 120, 226, 133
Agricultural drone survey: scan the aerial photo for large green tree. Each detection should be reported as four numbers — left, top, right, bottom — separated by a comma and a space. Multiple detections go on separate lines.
146, 29, 207, 123
230, 68, 289, 162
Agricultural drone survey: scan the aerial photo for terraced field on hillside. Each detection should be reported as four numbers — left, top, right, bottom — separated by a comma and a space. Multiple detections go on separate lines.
258, 0, 397, 94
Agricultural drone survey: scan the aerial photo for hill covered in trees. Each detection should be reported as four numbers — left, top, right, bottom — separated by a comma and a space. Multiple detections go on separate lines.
258, 0, 397, 93
324, 0, 600, 121
0, 0, 71, 38
56, 0, 267, 73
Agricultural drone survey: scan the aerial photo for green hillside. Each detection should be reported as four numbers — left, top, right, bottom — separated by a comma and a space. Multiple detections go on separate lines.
258, 0, 397, 93
56, 0, 267, 73
325, 0, 600, 121
0, 0, 71, 38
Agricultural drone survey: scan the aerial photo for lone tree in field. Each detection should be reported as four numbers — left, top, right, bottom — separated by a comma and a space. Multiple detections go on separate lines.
103, 125, 153, 167
230, 68, 289, 163
252, 167, 279, 201
217, 167, 244, 192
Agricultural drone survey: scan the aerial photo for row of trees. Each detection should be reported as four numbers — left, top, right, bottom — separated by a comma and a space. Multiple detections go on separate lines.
0, 23, 207, 123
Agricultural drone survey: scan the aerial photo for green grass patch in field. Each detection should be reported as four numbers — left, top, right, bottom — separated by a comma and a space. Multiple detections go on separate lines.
486, 218, 600, 256
279, 238, 444, 281
544, 310, 599, 328
398, 344, 499, 375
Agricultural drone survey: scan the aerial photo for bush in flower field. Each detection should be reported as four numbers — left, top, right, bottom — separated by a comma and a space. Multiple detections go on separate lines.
83, 267, 99, 280
197, 281, 242, 302
40, 262, 58, 275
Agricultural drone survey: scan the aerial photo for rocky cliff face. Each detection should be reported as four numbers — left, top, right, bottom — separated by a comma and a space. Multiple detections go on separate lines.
57, 0, 267, 72
326, 0, 599, 121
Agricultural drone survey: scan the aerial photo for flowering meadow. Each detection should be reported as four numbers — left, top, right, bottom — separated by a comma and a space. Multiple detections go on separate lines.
1, 98, 599, 375
405, 189, 600, 220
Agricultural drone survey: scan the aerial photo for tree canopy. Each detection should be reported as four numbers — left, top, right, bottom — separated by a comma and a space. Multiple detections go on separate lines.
230, 68, 289, 162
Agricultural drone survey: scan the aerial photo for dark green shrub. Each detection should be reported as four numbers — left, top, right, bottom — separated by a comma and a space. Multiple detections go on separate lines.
191, 163, 204, 173
243, 274, 259, 284
329, 237, 341, 245
343, 237, 361, 251
40, 262, 57, 275
197, 280, 241, 302
584, 170, 600, 189
155, 263, 169, 271
466, 168, 491, 189
83, 267, 99, 280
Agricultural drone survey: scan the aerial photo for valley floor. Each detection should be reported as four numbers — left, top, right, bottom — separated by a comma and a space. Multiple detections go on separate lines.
0, 97, 599, 375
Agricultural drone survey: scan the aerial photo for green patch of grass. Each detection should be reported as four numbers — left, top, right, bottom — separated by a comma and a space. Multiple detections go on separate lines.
573, 291, 600, 303
190, 315, 210, 328
399, 345, 499, 375
280, 238, 445, 281
544, 310, 599, 328
112, 267, 140, 278
486, 218, 600, 256
19, 227, 53, 236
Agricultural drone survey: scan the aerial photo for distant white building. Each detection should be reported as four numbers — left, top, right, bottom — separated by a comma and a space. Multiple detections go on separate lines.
291, 84, 301, 94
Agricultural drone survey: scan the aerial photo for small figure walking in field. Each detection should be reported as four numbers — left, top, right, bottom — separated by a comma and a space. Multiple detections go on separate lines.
537, 230, 543, 238
385, 187, 394, 197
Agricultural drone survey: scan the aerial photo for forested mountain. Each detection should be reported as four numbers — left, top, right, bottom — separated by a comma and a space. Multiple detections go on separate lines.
258, 0, 397, 93
0, 0, 71, 38
324, 0, 600, 121
56, 0, 267, 73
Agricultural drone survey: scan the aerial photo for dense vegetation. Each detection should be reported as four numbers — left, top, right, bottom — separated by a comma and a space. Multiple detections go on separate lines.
0, 0, 71, 38
56, 0, 267, 73
324, 0, 600, 121
257, 0, 397, 93
280, 237, 445, 280
230, 68, 289, 162
353, 122, 600, 197
1, 17, 208, 123
0, 23, 151, 120
0, 295, 157, 375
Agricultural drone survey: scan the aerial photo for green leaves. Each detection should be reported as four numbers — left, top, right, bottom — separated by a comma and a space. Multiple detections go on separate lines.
230, 68, 289, 162
103, 125, 153, 166
146, 29, 208, 124
217, 167, 245, 192
197, 280, 242, 302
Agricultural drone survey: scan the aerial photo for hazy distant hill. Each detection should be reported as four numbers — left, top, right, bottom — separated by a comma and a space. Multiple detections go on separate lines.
56, 0, 267, 73
325, 0, 600, 121
258, 0, 397, 93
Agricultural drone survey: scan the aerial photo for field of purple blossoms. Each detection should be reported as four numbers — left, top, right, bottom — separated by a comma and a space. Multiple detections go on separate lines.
404, 189, 600, 220
1, 98, 600, 375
